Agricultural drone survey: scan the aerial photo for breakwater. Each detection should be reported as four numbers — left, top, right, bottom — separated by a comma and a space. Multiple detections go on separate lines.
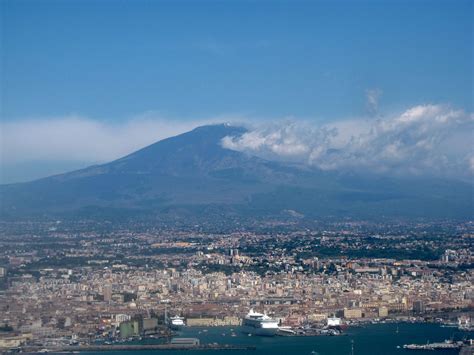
21, 343, 256, 353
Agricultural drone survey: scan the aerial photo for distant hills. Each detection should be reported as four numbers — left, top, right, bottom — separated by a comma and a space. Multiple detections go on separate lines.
1, 124, 472, 221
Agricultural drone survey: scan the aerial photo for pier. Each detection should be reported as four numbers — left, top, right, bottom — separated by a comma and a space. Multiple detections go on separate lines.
403, 340, 463, 351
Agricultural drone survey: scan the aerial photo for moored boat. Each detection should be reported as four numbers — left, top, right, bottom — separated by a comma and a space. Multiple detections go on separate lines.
241, 309, 279, 336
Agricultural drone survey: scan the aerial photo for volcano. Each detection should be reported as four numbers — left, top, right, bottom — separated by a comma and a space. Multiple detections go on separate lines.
1, 124, 472, 221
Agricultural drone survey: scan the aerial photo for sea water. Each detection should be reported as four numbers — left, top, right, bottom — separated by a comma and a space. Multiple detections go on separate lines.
82, 322, 473, 355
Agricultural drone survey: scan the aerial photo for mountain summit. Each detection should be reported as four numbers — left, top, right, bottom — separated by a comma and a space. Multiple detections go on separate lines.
1, 124, 472, 221
57, 124, 251, 179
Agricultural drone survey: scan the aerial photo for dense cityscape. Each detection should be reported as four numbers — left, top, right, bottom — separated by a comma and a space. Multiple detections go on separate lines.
0, 219, 472, 351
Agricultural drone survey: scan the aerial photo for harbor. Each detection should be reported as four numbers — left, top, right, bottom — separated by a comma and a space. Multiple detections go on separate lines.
20, 323, 469, 355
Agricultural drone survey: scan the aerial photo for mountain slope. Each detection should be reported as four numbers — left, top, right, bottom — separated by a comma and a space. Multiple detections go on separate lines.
1, 124, 472, 221
0, 125, 311, 215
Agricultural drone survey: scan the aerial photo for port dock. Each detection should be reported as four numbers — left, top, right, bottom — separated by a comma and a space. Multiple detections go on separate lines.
403, 340, 463, 351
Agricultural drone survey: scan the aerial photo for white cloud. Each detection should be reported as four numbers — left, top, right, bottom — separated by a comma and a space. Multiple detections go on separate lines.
222, 104, 474, 178
0, 115, 221, 164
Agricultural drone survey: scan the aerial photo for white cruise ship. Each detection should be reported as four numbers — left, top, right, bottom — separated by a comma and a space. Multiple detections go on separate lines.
242, 309, 279, 336
169, 315, 185, 330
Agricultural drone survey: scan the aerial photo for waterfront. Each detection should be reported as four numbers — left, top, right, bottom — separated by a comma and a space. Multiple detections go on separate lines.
81, 323, 474, 355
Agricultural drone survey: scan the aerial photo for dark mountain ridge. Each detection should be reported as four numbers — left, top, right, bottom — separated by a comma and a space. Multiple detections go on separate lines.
1, 124, 472, 221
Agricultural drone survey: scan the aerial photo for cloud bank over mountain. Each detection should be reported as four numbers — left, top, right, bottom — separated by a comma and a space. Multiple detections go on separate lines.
222, 104, 474, 179
1, 104, 472, 183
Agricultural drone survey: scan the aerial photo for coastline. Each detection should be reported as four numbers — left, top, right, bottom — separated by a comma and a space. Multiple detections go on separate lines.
34, 322, 474, 355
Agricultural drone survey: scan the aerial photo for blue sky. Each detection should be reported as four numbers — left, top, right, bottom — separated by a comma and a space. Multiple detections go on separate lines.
3, 0, 472, 120
1, 0, 473, 182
